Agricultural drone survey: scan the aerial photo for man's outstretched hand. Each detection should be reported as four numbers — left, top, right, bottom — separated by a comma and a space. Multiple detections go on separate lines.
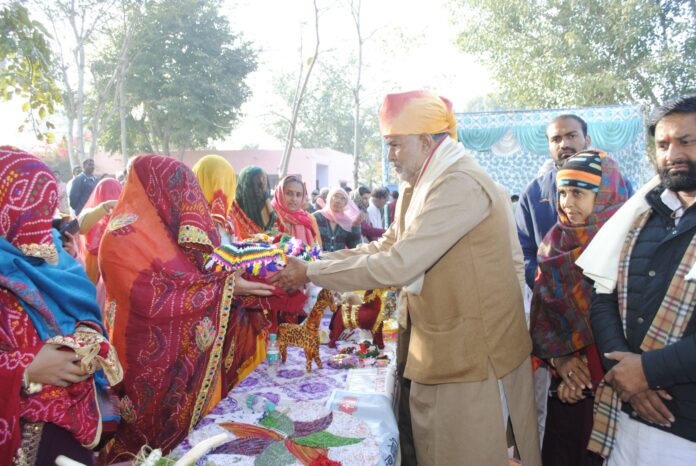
269, 256, 310, 292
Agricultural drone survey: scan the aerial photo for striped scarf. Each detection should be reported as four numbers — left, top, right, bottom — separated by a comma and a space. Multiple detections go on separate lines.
588, 209, 696, 457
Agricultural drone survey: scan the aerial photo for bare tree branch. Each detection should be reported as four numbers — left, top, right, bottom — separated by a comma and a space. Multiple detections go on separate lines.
278, 0, 321, 179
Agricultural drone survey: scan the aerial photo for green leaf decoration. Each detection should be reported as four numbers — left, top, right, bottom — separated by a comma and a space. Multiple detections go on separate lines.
293, 431, 364, 448
259, 411, 295, 437
253, 440, 296, 466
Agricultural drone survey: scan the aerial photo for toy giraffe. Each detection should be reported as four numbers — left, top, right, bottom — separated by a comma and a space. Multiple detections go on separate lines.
278, 288, 336, 372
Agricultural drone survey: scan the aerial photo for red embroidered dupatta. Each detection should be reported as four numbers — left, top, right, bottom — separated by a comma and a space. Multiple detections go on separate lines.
0, 147, 104, 463
99, 155, 236, 461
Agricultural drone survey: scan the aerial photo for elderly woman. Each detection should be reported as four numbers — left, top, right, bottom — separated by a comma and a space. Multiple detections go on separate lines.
530, 151, 630, 466
192, 154, 237, 243
230, 166, 281, 239
272, 175, 321, 247
0, 147, 121, 465
98, 155, 274, 461
313, 187, 362, 252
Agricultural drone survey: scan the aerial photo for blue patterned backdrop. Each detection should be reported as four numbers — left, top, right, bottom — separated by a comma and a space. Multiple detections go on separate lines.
455, 104, 653, 195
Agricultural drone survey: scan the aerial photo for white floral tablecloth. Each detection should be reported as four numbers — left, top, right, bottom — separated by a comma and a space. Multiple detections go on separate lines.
172, 315, 399, 465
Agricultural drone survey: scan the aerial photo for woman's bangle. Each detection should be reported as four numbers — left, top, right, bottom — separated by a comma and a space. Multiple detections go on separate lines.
549, 357, 556, 368
22, 369, 42, 395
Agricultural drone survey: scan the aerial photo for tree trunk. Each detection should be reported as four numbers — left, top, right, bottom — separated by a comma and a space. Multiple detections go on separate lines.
143, 122, 157, 154
163, 130, 170, 156
350, 0, 363, 188
87, 74, 115, 159
73, 12, 86, 163
56, 38, 78, 168
47, 0, 117, 163
353, 100, 360, 187
66, 114, 79, 169
144, 110, 161, 154
119, 70, 128, 168
278, 0, 320, 179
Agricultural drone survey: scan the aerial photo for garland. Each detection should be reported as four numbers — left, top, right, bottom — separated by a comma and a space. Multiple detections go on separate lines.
329, 341, 391, 369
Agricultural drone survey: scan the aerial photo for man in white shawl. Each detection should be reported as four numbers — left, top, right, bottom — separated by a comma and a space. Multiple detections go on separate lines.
272, 90, 540, 466
578, 94, 696, 465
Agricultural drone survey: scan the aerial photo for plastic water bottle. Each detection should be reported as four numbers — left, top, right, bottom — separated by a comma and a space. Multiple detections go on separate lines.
246, 394, 276, 413
266, 333, 280, 373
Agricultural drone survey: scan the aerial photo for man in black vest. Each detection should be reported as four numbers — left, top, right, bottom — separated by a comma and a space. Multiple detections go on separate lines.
588, 95, 696, 464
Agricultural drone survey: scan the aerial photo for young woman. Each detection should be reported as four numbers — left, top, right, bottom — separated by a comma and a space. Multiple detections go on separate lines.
530, 150, 631, 466
98, 155, 274, 461
230, 166, 281, 239
271, 175, 321, 247
192, 154, 238, 244
313, 188, 362, 252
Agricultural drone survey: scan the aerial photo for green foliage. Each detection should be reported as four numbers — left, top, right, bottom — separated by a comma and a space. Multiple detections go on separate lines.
253, 441, 296, 466
454, 0, 696, 108
97, 0, 257, 155
259, 410, 295, 437
0, 2, 61, 141
292, 431, 364, 448
269, 60, 384, 186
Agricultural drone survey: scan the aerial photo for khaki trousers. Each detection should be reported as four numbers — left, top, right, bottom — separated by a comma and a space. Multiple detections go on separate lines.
410, 358, 541, 466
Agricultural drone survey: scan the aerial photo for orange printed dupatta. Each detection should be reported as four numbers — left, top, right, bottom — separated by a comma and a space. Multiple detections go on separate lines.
230, 200, 286, 240
99, 155, 238, 461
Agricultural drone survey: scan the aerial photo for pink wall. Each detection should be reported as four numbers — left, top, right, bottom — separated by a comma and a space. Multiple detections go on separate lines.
95, 148, 355, 190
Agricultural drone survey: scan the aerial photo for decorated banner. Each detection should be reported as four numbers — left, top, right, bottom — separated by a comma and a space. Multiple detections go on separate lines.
455, 104, 651, 195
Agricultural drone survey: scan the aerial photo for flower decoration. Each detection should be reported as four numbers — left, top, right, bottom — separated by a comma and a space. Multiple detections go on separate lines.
212, 410, 363, 465
277, 234, 322, 262
339, 341, 380, 359
327, 353, 360, 370
336, 341, 391, 368
195, 317, 215, 351
119, 395, 137, 424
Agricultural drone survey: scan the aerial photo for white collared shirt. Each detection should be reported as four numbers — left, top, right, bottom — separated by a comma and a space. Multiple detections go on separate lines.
660, 189, 685, 226
367, 201, 384, 229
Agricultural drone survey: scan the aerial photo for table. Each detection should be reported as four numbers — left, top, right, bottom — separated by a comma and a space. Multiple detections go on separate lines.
172, 315, 399, 465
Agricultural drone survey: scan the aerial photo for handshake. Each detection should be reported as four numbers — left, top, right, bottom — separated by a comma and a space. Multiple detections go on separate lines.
269, 256, 312, 292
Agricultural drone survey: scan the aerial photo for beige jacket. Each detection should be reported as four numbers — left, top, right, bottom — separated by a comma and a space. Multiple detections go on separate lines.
307, 152, 531, 384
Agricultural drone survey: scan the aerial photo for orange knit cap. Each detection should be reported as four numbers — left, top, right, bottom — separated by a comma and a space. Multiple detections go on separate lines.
379, 90, 458, 141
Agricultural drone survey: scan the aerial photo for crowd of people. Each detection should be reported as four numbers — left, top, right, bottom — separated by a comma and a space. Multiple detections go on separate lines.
1, 90, 695, 466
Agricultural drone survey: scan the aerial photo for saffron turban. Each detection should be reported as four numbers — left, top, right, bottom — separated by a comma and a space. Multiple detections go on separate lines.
379, 90, 458, 141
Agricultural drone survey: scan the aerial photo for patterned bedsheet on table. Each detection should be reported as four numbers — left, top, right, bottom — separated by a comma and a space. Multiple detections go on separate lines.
172, 316, 399, 466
